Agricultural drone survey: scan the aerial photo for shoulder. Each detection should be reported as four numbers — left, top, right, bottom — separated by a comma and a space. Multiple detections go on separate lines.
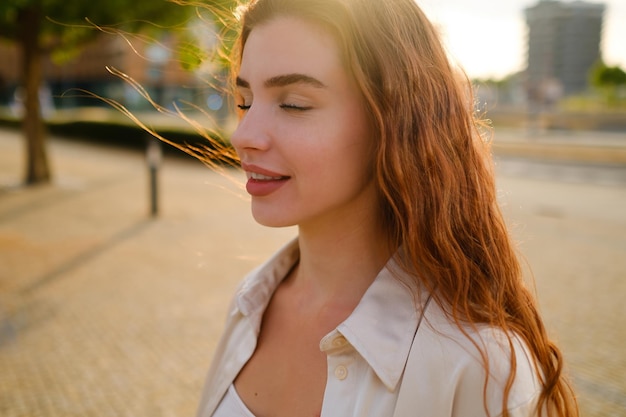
404, 300, 542, 416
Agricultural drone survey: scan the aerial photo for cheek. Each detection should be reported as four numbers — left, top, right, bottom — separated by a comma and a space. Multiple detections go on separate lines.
280, 106, 375, 180
342, 118, 376, 174
322, 133, 376, 192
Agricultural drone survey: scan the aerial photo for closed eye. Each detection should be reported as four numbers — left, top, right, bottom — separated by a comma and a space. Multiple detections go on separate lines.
237, 104, 251, 111
280, 103, 312, 111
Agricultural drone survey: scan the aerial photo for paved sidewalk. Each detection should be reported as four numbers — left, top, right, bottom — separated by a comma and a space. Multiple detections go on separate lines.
1, 127, 625, 416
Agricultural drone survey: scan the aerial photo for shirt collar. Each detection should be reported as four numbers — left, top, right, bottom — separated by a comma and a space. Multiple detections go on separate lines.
234, 239, 427, 391
333, 255, 426, 391
235, 239, 300, 330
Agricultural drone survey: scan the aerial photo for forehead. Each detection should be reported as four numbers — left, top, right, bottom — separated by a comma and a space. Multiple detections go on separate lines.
239, 16, 343, 84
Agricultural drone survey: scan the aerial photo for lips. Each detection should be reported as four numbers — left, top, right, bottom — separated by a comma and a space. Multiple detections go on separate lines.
242, 163, 290, 197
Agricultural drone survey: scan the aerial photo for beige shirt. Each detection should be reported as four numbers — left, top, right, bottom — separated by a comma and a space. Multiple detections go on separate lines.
196, 239, 542, 417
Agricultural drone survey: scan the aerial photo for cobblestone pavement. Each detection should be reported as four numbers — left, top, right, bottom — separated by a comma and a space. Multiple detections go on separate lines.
1, 127, 625, 416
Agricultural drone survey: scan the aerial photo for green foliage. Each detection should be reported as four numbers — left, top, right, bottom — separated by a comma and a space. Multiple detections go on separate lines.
178, 42, 207, 71
589, 61, 626, 107
0, 0, 233, 61
590, 61, 626, 88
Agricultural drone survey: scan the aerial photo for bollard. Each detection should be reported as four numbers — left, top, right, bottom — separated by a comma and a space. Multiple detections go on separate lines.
146, 137, 162, 217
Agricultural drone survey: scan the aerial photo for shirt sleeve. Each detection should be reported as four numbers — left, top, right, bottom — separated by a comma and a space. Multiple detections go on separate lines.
446, 330, 542, 417
400, 303, 542, 417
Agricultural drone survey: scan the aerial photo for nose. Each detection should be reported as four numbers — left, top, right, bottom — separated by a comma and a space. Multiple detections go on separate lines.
230, 105, 271, 154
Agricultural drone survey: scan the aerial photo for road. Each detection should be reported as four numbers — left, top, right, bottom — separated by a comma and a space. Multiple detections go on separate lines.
0, 127, 625, 416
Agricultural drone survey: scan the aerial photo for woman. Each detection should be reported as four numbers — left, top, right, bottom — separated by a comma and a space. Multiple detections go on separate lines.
195, 0, 578, 416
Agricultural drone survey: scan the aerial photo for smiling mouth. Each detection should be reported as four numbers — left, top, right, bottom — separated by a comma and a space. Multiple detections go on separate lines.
244, 171, 290, 197
248, 172, 290, 181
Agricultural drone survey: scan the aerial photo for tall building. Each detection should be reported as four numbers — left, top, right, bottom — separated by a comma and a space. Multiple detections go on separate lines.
525, 0, 605, 99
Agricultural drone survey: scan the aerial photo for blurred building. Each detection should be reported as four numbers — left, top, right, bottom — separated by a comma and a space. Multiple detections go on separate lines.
525, 0, 605, 101
0, 32, 228, 118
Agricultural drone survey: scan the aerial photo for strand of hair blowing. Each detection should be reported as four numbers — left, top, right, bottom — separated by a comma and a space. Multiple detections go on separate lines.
341, 1, 578, 416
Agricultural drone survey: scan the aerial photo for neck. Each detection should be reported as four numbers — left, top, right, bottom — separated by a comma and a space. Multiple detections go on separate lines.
292, 209, 393, 309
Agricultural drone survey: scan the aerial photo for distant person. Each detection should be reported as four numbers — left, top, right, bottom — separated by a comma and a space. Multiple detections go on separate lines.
10, 84, 55, 118
194, 0, 579, 416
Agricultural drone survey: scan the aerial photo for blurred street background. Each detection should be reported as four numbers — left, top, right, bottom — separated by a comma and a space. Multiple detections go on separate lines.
2, 126, 626, 416
1, 0, 626, 416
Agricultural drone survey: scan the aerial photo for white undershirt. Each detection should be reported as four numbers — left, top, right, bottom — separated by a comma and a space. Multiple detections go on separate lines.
213, 384, 257, 417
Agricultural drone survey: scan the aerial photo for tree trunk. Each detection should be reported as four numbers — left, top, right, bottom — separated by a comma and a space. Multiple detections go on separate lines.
19, 6, 50, 185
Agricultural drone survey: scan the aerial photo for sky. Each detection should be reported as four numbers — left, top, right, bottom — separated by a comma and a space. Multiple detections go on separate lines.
417, 0, 626, 80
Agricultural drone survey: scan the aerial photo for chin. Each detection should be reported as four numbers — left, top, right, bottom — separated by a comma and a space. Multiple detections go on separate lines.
251, 211, 295, 229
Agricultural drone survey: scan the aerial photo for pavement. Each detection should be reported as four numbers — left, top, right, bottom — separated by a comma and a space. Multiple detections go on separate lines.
1, 126, 625, 416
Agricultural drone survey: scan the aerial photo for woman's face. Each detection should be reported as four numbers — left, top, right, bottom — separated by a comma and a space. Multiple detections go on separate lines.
231, 16, 377, 230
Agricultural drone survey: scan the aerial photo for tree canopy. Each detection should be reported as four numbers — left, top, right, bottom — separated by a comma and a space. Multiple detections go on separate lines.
590, 61, 626, 107
0, 0, 235, 184
0, 1, 194, 52
591, 62, 626, 89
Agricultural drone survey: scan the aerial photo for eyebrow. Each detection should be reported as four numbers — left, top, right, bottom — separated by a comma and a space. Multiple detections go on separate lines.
236, 73, 327, 89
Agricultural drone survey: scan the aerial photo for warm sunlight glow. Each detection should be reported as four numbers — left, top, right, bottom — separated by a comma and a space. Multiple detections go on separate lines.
419, 0, 626, 80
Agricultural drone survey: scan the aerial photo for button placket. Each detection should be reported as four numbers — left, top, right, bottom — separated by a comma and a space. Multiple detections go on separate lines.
323, 332, 353, 384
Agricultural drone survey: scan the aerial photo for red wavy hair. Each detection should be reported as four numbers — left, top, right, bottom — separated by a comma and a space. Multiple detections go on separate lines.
233, 0, 578, 415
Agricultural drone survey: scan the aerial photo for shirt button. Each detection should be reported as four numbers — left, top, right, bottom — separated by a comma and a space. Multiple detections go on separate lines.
334, 365, 348, 380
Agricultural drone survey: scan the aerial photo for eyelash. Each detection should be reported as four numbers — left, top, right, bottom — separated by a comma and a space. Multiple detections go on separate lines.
236, 103, 312, 111
280, 103, 312, 111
